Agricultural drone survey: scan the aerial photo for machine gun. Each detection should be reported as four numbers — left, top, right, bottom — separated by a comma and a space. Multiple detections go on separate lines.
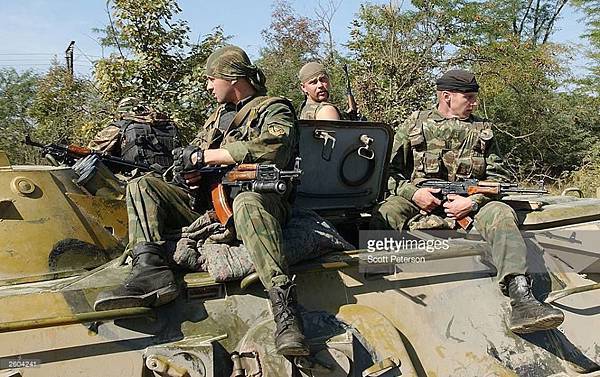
416, 178, 547, 229
210, 157, 303, 225
24, 135, 159, 173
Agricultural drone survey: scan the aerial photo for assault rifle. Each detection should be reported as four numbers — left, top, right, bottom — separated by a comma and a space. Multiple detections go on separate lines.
343, 64, 359, 119
24, 135, 159, 173
210, 157, 303, 225
416, 178, 547, 229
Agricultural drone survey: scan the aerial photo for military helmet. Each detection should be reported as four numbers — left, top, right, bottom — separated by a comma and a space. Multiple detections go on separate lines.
116, 97, 141, 114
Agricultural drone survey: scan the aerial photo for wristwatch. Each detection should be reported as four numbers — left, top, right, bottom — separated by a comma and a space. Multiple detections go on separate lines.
470, 198, 479, 213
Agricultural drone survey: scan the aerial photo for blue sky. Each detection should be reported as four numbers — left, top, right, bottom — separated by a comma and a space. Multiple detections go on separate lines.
0, 0, 590, 77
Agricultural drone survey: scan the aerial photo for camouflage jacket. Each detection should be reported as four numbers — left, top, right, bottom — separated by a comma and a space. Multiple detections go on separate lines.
88, 124, 121, 153
191, 95, 297, 169
388, 108, 510, 206
299, 98, 341, 120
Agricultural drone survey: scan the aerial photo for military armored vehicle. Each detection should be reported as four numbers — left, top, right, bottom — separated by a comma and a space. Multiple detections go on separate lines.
1, 120, 599, 377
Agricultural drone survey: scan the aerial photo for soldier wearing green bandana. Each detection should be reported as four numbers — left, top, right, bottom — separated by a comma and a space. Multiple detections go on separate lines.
94, 45, 308, 356
371, 69, 564, 334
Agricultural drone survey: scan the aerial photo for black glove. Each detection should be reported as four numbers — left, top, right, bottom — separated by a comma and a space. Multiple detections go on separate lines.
172, 146, 204, 175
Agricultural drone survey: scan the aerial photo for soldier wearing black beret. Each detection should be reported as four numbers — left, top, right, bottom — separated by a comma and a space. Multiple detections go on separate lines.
372, 69, 565, 334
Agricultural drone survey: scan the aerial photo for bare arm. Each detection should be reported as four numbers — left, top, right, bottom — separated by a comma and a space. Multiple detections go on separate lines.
315, 104, 341, 120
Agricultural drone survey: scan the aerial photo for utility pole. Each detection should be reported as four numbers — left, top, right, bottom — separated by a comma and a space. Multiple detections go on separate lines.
65, 41, 75, 76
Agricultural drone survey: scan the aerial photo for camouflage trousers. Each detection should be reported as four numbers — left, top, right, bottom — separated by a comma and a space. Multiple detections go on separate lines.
126, 175, 291, 290
372, 195, 527, 293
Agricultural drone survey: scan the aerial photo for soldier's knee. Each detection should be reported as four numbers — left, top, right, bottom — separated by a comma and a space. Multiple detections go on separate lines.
378, 196, 415, 216
476, 201, 518, 224
126, 176, 169, 201
373, 196, 416, 230
232, 191, 264, 212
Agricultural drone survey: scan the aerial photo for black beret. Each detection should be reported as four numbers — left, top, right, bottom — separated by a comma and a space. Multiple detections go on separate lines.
436, 69, 479, 92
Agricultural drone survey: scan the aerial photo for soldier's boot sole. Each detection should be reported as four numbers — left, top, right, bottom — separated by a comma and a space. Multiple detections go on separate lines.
510, 311, 565, 334
94, 284, 179, 311
276, 341, 310, 356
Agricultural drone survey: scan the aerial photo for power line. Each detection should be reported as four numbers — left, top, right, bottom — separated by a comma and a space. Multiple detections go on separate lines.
0, 52, 102, 58
0, 53, 56, 56
74, 45, 97, 65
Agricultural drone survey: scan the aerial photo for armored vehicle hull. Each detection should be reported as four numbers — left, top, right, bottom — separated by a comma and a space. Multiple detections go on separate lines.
1, 119, 600, 376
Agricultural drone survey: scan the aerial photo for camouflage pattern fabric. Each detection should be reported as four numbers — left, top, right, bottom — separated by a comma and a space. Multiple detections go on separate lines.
299, 99, 341, 120
386, 108, 511, 208
171, 208, 354, 282
373, 108, 527, 293
126, 180, 294, 288
88, 125, 121, 153
191, 97, 297, 169
126, 174, 199, 248
205, 45, 267, 95
88, 104, 172, 154
117, 97, 141, 114
126, 92, 298, 290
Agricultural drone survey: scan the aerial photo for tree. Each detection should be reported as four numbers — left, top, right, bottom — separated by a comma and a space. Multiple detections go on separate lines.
573, 0, 600, 92
257, 0, 322, 108
94, 0, 227, 142
28, 62, 108, 147
0, 69, 39, 164
347, 2, 446, 123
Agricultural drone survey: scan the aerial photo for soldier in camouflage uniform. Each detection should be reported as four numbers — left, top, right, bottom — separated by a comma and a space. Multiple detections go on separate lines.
88, 97, 141, 153
298, 62, 342, 120
94, 45, 308, 356
88, 97, 180, 173
371, 70, 564, 334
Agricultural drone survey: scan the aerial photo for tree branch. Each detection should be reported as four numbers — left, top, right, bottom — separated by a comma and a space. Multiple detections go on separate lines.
106, 0, 124, 58
542, 0, 568, 44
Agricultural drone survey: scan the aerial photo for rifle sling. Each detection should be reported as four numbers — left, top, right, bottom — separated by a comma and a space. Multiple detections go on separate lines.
223, 96, 270, 136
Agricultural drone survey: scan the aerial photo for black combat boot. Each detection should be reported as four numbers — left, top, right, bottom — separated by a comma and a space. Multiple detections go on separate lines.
94, 242, 179, 311
508, 275, 564, 334
268, 282, 309, 356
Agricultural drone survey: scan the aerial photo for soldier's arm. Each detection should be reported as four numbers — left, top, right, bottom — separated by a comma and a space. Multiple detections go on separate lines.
204, 149, 236, 165
221, 101, 296, 168
387, 112, 419, 200
470, 127, 512, 208
315, 104, 341, 120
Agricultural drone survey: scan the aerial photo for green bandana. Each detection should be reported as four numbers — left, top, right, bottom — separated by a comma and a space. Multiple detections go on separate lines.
205, 45, 267, 95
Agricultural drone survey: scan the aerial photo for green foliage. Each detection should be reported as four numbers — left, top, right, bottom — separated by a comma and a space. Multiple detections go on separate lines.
28, 63, 109, 146
0, 0, 596, 190
573, 0, 600, 93
0, 68, 39, 164
468, 39, 591, 180
257, 0, 322, 109
94, 0, 227, 142
346, 3, 443, 123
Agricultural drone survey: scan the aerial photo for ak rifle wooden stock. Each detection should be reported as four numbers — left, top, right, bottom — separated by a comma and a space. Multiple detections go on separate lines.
417, 179, 547, 230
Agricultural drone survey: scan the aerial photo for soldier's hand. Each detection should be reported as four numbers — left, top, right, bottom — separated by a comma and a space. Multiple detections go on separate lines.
443, 194, 473, 220
184, 170, 203, 189
173, 146, 204, 174
412, 188, 442, 212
